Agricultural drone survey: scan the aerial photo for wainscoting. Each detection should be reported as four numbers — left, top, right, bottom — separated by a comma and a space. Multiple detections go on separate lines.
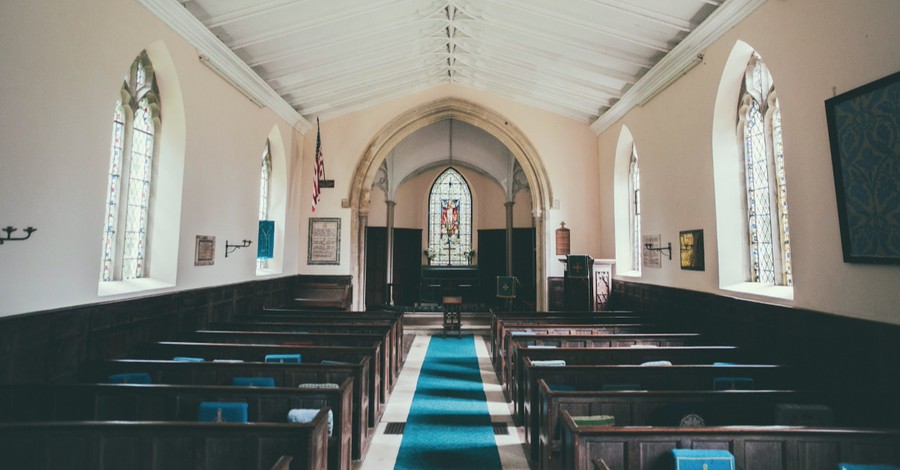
610, 280, 900, 392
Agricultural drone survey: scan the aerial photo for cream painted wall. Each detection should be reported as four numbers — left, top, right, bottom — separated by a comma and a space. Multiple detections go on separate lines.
300, 84, 600, 280
0, 0, 305, 317
597, 0, 900, 324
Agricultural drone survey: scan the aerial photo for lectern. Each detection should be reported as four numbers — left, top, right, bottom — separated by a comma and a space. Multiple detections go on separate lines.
441, 296, 462, 337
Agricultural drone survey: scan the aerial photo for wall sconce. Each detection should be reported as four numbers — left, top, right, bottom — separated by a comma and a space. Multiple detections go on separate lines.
1, 226, 37, 245
225, 239, 252, 257
644, 242, 672, 260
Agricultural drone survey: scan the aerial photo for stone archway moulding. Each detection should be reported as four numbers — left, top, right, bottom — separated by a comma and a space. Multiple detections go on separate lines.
348, 97, 554, 311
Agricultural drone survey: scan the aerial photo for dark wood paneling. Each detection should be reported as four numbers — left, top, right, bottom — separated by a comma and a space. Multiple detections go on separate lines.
365, 227, 387, 308
393, 228, 422, 307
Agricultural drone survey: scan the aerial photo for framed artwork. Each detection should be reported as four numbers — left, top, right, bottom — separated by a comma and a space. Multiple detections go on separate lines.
194, 235, 215, 266
308, 217, 341, 265
825, 70, 900, 264
642, 234, 662, 268
679, 229, 704, 271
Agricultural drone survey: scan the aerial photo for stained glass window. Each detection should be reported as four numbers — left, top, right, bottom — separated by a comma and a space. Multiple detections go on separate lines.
101, 51, 159, 282
427, 168, 472, 266
739, 53, 792, 286
258, 141, 272, 270
629, 146, 641, 272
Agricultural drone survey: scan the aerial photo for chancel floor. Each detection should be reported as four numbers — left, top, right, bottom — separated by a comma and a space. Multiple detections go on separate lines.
357, 334, 530, 470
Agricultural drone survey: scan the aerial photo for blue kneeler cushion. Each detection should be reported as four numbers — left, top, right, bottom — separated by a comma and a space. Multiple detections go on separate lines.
108, 372, 151, 384
232, 377, 276, 387
839, 465, 900, 470
198, 401, 249, 423
671, 449, 735, 470
265, 354, 301, 363
288, 408, 333, 436
173, 356, 204, 362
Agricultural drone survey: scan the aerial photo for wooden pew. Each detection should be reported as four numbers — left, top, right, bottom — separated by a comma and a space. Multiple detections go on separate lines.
558, 409, 900, 470
209, 321, 402, 391
0, 380, 353, 470
80, 358, 372, 460
519, 363, 789, 456
515, 346, 742, 424
292, 283, 352, 311
0, 414, 330, 470
183, 330, 393, 405
538, 381, 900, 469
135, 341, 383, 428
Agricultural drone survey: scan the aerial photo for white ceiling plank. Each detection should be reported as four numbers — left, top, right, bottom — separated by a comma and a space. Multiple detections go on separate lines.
311, 79, 447, 122
298, 75, 448, 116
581, 0, 694, 32
456, 74, 595, 122
290, 66, 448, 107
282, 57, 450, 99
203, 0, 315, 29
456, 66, 609, 114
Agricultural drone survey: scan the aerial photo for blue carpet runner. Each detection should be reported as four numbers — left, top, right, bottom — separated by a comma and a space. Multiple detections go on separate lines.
394, 335, 503, 470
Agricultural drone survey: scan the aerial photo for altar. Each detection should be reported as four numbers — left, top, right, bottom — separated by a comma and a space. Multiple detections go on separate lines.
419, 266, 479, 305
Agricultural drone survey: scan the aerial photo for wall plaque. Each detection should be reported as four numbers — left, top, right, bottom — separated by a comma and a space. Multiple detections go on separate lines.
308, 218, 340, 265
195, 235, 215, 266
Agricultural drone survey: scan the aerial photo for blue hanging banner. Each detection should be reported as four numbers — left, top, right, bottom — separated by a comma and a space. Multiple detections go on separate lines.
258, 220, 274, 259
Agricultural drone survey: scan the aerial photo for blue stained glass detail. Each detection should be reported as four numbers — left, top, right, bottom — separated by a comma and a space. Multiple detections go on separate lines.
428, 168, 472, 266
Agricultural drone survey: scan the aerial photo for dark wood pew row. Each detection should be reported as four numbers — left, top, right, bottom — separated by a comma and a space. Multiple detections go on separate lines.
515, 346, 743, 425
520, 363, 789, 456
0, 415, 330, 470
80, 359, 372, 460
538, 382, 900, 469
209, 321, 402, 392
183, 330, 393, 406
135, 341, 383, 429
0, 381, 353, 470
502, 333, 704, 399
558, 410, 900, 470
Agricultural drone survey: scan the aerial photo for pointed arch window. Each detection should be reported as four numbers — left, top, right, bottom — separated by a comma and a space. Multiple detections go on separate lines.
258, 141, 272, 270
101, 51, 160, 281
738, 53, 792, 286
629, 146, 641, 272
427, 168, 472, 266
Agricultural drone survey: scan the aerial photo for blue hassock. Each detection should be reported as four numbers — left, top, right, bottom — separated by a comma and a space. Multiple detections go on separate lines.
395, 336, 502, 470
265, 354, 301, 363
671, 449, 735, 470
108, 372, 151, 384
173, 356, 204, 362
839, 465, 900, 470
288, 408, 334, 436
198, 402, 248, 423
232, 377, 276, 387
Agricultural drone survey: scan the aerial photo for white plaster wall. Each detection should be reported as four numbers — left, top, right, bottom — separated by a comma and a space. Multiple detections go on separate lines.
597, 0, 900, 324
0, 0, 304, 317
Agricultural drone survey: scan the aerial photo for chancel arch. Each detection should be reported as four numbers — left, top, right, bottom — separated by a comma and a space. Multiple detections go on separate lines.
349, 98, 552, 311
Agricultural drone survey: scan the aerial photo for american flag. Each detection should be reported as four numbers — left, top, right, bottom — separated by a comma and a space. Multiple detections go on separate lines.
312, 117, 325, 211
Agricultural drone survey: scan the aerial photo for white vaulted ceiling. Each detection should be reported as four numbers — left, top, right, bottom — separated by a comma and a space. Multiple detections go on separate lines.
143, 0, 766, 132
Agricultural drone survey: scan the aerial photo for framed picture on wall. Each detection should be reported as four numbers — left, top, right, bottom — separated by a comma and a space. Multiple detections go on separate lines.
825, 70, 900, 264
195, 235, 215, 266
308, 218, 341, 265
679, 229, 704, 271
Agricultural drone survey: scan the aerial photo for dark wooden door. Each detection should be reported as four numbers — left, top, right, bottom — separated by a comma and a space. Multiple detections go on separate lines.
511, 228, 536, 310
477, 229, 506, 310
392, 228, 422, 307
365, 227, 387, 309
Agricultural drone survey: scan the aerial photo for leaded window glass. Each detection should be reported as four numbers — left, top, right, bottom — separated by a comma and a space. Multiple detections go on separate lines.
100, 51, 160, 281
629, 147, 641, 272
427, 168, 472, 266
738, 52, 792, 286
258, 141, 272, 270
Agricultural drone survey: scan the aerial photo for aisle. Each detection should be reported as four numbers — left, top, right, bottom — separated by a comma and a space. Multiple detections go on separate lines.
359, 335, 528, 470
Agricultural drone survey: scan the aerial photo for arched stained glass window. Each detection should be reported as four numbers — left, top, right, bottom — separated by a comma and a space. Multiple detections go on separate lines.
738, 52, 792, 286
258, 141, 272, 270
101, 51, 160, 281
427, 168, 472, 266
629, 146, 641, 272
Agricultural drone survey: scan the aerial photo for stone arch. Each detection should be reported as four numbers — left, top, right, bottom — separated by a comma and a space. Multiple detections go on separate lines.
348, 97, 553, 310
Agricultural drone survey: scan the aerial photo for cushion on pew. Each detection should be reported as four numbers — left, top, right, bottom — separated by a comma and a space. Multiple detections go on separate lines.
775, 403, 834, 426
510, 331, 538, 336
527, 345, 557, 349
231, 377, 276, 387
839, 465, 900, 470
547, 384, 577, 392
288, 408, 334, 437
602, 383, 642, 391
108, 372, 151, 384
713, 362, 736, 366
640, 360, 673, 366
713, 377, 754, 390
531, 360, 567, 366
173, 356, 204, 362
265, 354, 302, 364
298, 383, 341, 389
213, 359, 244, 363
198, 402, 248, 423
629, 344, 658, 348
572, 415, 615, 426
671, 449, 735, 470
320, 360, 354, 365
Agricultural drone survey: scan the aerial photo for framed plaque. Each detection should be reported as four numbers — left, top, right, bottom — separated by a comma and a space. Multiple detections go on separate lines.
308, 218, 340, 265
195, 235, 215, 266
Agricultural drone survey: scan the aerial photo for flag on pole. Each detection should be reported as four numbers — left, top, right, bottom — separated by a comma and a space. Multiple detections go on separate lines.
312, 117, 325, 212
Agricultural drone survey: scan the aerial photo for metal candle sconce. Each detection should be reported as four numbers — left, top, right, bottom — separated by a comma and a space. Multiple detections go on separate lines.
225, 239, 252, 257
644, 242, 672, 260
1, 226, 37, 245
